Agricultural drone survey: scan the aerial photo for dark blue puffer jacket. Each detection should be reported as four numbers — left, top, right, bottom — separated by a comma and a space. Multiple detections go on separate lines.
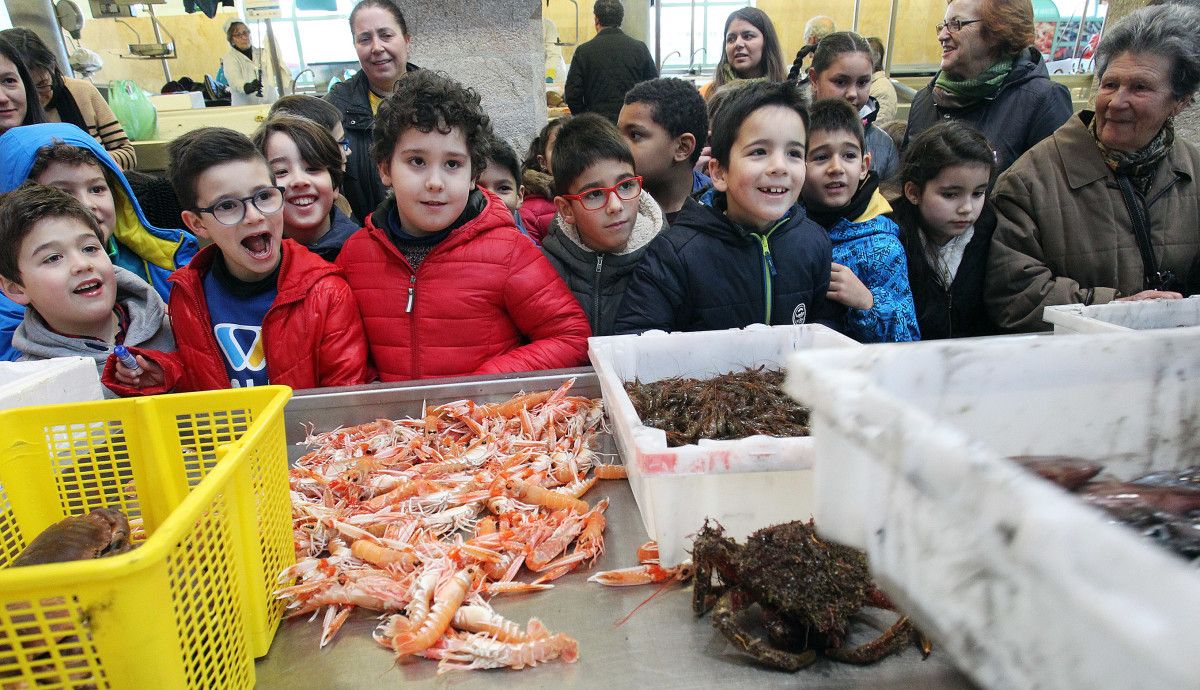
613, 193, 836, 334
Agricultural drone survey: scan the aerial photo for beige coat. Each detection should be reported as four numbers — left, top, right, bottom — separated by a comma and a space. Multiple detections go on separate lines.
986, 112, 1200, 331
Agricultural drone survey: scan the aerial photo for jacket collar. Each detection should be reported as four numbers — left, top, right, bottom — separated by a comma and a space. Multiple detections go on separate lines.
361, 190, 518, 268
1059, 111, 1196, 193
172, 239, 341, 308
548, 193, 665, 257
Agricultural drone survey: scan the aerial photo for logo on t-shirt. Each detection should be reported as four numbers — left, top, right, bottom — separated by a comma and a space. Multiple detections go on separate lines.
214, 323, 265, 372
792, 303, 807, 325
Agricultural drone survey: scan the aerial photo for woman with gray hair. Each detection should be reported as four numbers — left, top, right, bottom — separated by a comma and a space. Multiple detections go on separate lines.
984, 3, 1200, 331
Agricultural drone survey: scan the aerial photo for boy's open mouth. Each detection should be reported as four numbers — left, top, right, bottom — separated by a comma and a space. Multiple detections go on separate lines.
73, 279, 104, 296
758, 187, 789, 196
288, 195, 318, 208
241, 232, 274, 259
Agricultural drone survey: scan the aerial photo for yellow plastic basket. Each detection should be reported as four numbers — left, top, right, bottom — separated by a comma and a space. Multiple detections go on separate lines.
0, 386, 293, 689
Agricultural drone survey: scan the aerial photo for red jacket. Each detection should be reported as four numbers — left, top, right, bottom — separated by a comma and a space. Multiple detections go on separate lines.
518, 194, 556, 245
103, 239, 370, 394
335, 190, 591, 381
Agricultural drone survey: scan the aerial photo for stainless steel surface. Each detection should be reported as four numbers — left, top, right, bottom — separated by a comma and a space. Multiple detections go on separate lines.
260, 372, 976, 688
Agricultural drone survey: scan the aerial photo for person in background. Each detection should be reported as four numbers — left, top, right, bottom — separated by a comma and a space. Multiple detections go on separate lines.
478, 135, 530, 236
792, 32, 900, 181
1, 28, 136, 170
0, 184, 174, 397
334, 70, 590, 381
615, 80, 833, 334
893, 121, 998, 339
254, 115, 359, 262
325, 0, 419, 223
701, 8, 786, 101
866, 36, 898, 126
543, 114, 666, 336
105, 127, 369, 394
519, 118, 568, 243
564, 0, 657, 123
803, 16, 836, 46
903, 0, 1071, 173
801, 99, 919, 343
985, 4, 1200, 331
618, 78, 710, 224
220, 19, 282, 107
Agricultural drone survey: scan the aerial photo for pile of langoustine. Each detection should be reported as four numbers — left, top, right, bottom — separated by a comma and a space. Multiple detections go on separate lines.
279, 379, 624, 673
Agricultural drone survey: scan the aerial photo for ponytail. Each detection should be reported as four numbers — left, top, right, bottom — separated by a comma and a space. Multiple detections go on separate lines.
787, 44, 817, 83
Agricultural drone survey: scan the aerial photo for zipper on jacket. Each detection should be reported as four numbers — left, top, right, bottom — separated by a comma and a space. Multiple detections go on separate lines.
592, 254, 604, 334
751, 218, 786, 324
405, 275, 416, 313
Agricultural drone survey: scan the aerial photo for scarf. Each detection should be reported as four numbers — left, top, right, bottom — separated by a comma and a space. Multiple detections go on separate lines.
805, 171, 879, 230
715, 62, 768, 90
932, 58, 1014, 110
1089, 116, 1174, 197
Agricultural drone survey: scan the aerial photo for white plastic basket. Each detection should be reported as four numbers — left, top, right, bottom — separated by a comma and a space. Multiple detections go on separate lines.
786, 332, 1200, 690
588, 324, 858, 566
1043, 295, 1200, 334
0, 357, 103, 410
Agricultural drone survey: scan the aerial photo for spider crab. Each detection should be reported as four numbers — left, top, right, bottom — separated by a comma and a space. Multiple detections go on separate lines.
692, 519, 927, 671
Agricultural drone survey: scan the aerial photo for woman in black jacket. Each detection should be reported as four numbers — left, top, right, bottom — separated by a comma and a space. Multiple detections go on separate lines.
325, 0, 418, 223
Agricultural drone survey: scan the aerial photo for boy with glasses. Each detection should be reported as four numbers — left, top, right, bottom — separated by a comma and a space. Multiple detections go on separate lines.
105, 127, 369, 394
543, 113, 666, 336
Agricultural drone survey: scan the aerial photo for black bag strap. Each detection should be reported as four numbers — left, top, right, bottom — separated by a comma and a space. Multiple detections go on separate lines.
1115, 174, 1173, 291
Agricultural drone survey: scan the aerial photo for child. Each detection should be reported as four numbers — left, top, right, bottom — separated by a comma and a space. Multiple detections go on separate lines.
254, 115, 359, 261
519, 117, 568, 243
0, 184, 174, 397
268, 96, 355, 219
801, 98, 919, 343
791, 32, 899, 181
617, 78, 710, 224
893, 121, 998, 339
0, 122, 198, 360
543, 114, 667, 336
105, 127, 370, 394
334, 70, 589, 381
477, 135, 529, 236
614, 80, 834, 334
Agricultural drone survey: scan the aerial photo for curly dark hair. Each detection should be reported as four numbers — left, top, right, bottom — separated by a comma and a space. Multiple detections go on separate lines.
0, 182, 102, 283
623, 77, 709, 165
371, 70, 492, 176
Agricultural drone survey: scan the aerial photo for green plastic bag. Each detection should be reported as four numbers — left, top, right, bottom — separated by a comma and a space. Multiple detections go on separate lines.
108, 80, 157, 141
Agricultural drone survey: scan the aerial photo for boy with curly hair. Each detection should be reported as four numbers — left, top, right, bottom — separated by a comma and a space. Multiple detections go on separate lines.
335, 71, 590, 380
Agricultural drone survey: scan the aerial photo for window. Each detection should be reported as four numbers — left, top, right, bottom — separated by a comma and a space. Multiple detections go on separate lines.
650, 0, 751, 73
242, 0, 358, 88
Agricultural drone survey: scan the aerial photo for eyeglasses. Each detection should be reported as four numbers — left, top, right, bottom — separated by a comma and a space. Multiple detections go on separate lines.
194, 187, 285, 225
936, 18, 982, 34
560, 176, 642, 211
232, 30, 251, 38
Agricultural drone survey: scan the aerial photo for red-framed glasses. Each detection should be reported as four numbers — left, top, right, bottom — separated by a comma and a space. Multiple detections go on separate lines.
560, 176, 643, 210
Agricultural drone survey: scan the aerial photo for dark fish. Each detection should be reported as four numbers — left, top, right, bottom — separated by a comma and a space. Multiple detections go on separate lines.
10, 507, 132, 567
1130, 465, 1200, 490
1079, 482, 1200, 518
1009, 455, 1103, 491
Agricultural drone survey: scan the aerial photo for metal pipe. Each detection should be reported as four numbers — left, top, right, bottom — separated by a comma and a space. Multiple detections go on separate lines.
852, 0, 861, 33
1068, 0, 1090, 74
883, 0, 900, 75
264, 19, 285, 98
7, 0, 73, 77
654, 0, 661, 76
687, 0, 695, 74
146, 4, 171, 82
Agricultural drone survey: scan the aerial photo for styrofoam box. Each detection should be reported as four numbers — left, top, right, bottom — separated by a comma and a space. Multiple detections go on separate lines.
785, 331, 1200, 690
588, 324, 859, 567
0, 357, 103, 410
1043, 295, 1200, 334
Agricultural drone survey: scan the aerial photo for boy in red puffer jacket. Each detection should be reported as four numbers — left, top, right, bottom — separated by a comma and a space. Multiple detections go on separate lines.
335, 71, 590, 382
104, 127, 370, 394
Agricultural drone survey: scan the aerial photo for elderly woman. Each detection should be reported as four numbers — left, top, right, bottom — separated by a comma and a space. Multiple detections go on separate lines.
904, 0, 1072, 173
221, 19, 282, 107
984, 4, 1200, 332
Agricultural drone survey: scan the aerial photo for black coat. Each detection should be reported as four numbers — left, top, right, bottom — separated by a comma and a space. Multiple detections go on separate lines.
325, 65, 419, 224
564, 27, 658, 123
613, 195, 836, 334
894, 197, 999, 339
903, 48, 1072, 173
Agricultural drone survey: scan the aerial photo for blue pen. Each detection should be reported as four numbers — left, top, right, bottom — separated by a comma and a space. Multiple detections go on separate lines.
113, 345, 141, 374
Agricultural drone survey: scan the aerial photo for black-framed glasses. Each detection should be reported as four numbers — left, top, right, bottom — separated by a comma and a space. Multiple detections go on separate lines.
936, 18, 982, 33
560, 176, 642, 211
194, 186, 285, 225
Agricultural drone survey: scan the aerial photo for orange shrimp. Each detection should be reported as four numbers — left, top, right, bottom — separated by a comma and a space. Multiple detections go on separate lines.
437, 630, 579, 672
484, 581, 553, 596
363, 477, 424, 510
390, 565, 478, 657
485, 390, 555, 419
594, 463, 627, 480
553, 474, 596, 499
636, 540, 659, 564
526, 513, 585, 571
451, 605, 532, 643
587, 562, 694, 586
351, 539, 419, 569
474, 516, 497, 538
505, 479, 588, 514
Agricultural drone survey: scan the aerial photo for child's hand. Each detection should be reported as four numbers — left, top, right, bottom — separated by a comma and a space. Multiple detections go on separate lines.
827, 263, 874, 310
113, 354, 165, 389
696, 146, 712, 175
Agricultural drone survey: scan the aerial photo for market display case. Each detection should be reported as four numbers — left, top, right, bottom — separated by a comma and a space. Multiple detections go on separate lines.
1044, 296, 1200, 334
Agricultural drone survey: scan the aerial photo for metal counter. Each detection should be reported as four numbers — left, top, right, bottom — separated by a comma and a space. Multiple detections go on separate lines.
255, 371, 975, 689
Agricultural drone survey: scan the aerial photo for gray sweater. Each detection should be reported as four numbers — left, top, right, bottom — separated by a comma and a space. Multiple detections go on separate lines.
14, 267, 175, 397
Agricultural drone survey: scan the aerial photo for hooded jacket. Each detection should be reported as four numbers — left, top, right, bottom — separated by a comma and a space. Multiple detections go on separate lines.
613, 193, 835, 334
335, 188, 591, 381
541, 194, 666, 336
0, 123, 198, 361
823, 190, 921, 343
904, 47, 1072, 173
325, 66, 420, 223
14, 267, 175, 398
519, 168, 557, 244
862, 97, 899, 181
894, 196, 998, 339
306, 206, 361, 262
102, 240, 370, 395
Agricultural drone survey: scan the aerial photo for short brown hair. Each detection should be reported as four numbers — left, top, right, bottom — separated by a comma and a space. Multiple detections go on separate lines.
253, 115, 345, 192
167, 127, 264, 211
0, 183, 102, 283
29, 142, 117, 193
972, 0, 1035, 58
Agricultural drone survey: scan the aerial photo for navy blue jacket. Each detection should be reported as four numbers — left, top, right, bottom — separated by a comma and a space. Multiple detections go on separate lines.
613, 194, 835, 334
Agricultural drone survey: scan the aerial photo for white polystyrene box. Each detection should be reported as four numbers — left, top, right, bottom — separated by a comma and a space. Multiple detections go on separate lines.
785, 332, 1200, 690
0, 357, 103, 410
1044, 295, 1200, 334
588, 324, 859, 567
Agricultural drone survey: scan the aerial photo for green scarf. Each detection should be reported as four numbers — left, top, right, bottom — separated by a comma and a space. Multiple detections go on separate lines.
932, 58, 1014, 109
716, 63, 768, 90
1089, 114, 1174, 197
